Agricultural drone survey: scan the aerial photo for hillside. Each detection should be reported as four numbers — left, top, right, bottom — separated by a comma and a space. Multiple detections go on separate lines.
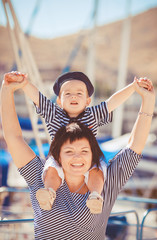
0, 7, 157, 98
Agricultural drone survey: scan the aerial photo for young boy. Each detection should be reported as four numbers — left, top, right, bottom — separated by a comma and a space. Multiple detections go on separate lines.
4, 71, 152, 214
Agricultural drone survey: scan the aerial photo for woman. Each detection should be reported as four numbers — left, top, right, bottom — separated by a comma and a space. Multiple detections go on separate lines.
0, 77, 155, 239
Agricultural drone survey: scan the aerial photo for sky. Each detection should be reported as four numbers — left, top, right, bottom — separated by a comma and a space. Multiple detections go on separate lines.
0, 0, 157, 39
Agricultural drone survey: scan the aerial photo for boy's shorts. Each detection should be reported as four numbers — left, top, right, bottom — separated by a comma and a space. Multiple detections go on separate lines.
42, 156, 107, 185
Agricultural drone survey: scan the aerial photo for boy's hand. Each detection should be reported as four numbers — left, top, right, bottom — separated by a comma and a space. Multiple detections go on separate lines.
4, 71, 27, 85
134, 76, 153, 91
134, 76, 155, 99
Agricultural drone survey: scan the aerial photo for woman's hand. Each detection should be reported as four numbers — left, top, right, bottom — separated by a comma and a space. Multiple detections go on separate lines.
133, 76, 155, 101
3, 72, 28, 92
3, 71, 40, 108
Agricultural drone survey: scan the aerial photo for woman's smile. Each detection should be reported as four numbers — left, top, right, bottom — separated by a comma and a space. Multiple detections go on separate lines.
70, 162, 85, 170
71, 163, 84, 166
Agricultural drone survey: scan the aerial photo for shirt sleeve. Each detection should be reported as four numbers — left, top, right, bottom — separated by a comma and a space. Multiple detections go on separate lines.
35, 92, 55, 123
18, 156, 44, 188
91, 101, 113, 126
104, 148, 142, 203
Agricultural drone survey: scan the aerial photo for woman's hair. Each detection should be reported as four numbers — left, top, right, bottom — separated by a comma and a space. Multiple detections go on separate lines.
48, 122, 104, 168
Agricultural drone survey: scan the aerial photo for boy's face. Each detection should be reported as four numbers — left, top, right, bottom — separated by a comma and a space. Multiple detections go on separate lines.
57, 80, 91, 118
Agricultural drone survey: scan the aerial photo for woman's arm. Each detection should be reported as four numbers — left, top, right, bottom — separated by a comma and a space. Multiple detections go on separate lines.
127, 80, 155, 154
0, 80, 36, 168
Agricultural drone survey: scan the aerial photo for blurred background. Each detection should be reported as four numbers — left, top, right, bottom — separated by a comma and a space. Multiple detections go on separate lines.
0, 0, 157, 239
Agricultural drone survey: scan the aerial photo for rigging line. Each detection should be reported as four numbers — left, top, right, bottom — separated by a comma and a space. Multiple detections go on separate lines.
62, 0, 100, 73
25, 0, 42, 36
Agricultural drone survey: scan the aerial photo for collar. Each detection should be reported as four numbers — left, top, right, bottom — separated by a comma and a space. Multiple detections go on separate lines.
65, 110, 85, 123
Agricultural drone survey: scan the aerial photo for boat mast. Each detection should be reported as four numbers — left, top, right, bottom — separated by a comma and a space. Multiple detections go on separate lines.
112, 0, 132, 138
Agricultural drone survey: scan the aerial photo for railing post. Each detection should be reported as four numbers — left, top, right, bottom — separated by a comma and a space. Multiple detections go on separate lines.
139, 208, 157, 240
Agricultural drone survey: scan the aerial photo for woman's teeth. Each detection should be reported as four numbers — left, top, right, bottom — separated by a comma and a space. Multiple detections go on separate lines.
71, 163, 84, 167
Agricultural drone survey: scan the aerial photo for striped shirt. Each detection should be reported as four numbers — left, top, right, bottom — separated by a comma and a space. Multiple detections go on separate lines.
35, 92, 113, 140
18, 147, 142, 240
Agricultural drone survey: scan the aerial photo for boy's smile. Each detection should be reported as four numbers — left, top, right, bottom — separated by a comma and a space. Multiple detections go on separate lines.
57, 80, 91, 117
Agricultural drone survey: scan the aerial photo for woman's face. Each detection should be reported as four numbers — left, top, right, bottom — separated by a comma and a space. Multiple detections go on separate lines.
59, 138, 92, 177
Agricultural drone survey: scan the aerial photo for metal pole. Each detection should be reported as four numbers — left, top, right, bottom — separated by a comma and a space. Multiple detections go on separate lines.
86, 0, 99, 105
112, 0, 132, 138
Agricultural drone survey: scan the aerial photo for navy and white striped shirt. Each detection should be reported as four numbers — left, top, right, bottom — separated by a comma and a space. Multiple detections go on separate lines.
35, 92, 113, 140
18, 147, 142, 240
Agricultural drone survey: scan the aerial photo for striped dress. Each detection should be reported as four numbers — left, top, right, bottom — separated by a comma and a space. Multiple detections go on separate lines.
18, 147, 142, 240
35, 92, 113, 140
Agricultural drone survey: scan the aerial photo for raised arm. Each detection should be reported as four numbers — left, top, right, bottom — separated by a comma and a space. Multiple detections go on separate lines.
106, 77, 152, 113
4, 72, 39, 107
0, 79, 36, 168
127, 80, 155, 154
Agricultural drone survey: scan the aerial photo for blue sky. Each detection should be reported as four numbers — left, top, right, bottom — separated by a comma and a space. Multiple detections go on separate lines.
0, 0, 157, 39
